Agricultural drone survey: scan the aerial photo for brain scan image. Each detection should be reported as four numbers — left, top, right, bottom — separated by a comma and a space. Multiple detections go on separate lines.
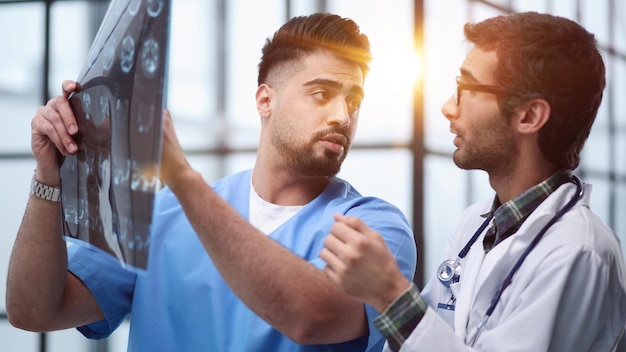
60, 0, 171, 270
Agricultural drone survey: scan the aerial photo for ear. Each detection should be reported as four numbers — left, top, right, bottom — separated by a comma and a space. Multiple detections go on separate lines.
256, 84, 273, 119
516, 98, 551, 135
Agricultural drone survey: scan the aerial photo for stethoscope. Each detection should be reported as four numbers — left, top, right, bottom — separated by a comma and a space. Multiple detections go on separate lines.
436, 176, 584, 347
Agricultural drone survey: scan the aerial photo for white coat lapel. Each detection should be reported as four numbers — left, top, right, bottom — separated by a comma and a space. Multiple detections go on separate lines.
462, 182, 585, 334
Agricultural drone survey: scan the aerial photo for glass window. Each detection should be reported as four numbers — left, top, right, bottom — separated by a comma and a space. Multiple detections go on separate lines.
225, 0, 284, 150
615, 2, 626, 53
0, 320, 38, 352
166, 0, 220, 150
581, 0, 610, 46
0, 3, 45, 153
513, 0, 548, 13
49, 2, 92, 95
582, 101, 612, 171
424, 0, 469, 153
547, 0, 576, 18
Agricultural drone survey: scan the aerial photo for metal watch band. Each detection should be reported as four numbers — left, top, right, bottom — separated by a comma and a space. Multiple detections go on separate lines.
31, 171, 61, 202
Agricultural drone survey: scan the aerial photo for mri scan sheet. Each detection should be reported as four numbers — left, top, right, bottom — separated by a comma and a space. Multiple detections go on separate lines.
60, 0, 171, 270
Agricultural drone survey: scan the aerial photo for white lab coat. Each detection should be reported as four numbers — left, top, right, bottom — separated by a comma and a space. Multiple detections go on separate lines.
393, 182, 626, 351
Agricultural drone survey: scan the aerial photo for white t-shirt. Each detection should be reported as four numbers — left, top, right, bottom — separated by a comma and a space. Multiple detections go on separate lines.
249, 182, 304, 235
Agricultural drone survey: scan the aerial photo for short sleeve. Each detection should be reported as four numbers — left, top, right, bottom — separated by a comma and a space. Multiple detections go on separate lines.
67, 241, 137, 339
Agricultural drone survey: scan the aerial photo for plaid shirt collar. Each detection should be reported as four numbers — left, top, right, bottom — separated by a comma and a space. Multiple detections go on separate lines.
483, 170, 572, 252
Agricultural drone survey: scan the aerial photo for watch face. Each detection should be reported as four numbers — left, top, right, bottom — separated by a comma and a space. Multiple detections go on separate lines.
59, 0, 172, 270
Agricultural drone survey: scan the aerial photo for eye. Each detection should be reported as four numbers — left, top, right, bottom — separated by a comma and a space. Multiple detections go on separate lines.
346, 96, 362, 114
312, 90, 330, 101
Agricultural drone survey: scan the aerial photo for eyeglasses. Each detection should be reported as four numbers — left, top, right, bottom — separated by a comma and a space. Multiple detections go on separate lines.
454, 76, 510, 105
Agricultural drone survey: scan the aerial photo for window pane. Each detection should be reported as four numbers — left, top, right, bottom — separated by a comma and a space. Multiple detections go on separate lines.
513, 0, 548, 13
615, 2, 626, 53
581, 101, 611, 171
47, 329, 93, 352
49, 2, 93, 95
167, 0, 219, 150
0, 320, 38, 352
424, 0, 469, 153
0, 3, 45, 153
225, 0, 285, 149
549, 2, 576, 18
581, 0, 610, 46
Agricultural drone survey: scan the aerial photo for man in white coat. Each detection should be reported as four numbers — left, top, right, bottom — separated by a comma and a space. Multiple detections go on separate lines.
321, 11, 626, 351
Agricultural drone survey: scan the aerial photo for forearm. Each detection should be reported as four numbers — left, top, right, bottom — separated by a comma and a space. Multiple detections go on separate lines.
7, 193, 69, 330
168, 169, 367, 344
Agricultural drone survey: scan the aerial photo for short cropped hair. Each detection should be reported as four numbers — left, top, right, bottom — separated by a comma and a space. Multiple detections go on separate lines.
257, 13, 372, 86
464, 12, 606, 170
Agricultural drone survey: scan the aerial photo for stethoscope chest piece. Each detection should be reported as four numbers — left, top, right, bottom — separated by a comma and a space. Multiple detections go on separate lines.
437, 259, 461, 287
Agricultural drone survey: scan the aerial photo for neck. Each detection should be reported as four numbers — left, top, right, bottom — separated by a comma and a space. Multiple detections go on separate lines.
251, 165, 329, 206
489, 161, 559, 204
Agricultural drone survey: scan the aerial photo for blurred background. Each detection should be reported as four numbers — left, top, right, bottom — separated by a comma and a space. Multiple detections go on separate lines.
0, 0, 624, 350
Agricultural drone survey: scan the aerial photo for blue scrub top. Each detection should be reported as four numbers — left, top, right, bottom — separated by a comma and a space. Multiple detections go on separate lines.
68, 170, 417, 351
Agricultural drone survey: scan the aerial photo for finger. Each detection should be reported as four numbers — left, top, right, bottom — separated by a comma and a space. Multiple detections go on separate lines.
319, 247, 342, 271
334, 214, 370, 233
37, 100, 77, 154
320, 248, 346, 284
61, 80, 77, 97
329, 219, 359, 244
163, 108, 171, 122
54, 88, 79, 136
322, 233, 348, 260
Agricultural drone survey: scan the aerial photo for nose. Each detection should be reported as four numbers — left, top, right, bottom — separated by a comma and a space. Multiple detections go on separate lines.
327, 100, 352, 128
441, 95, 458, 122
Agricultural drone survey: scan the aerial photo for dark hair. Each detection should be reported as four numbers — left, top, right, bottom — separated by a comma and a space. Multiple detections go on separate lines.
257, 13, 372, 86
464, 12, 606, 170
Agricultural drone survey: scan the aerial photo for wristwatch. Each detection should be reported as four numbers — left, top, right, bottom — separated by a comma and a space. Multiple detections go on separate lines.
31, 171, 61, 202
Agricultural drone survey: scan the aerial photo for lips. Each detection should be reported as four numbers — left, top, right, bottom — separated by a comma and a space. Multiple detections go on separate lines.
322, 134, 347, 147
320, 133, 347, 154
450, 128, 460, 147
453, 135, 461, 148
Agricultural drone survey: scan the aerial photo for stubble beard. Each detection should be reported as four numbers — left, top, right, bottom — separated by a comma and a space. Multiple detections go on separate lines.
452, 122, 516, 175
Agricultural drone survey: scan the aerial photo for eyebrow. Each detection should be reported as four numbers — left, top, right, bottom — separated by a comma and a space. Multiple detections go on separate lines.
303, 78, 364, 98
458, 68, 480, 83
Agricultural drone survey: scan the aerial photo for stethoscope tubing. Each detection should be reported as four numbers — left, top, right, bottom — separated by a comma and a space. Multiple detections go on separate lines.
469, 175, 584, 346
484, 175, 583, 317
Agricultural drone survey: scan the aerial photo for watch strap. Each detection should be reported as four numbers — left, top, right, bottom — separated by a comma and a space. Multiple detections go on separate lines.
31, 171, 61, 202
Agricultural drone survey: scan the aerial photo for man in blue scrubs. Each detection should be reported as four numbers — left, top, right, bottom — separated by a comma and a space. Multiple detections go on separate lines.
7, 13, 417, 351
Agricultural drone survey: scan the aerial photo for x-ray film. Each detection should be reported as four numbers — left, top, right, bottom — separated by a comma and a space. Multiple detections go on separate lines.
60, 0, 171, 270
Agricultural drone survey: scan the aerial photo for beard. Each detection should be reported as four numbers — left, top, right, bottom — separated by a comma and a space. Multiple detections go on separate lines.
274, 127, 351, 178
452, 116, 516, 175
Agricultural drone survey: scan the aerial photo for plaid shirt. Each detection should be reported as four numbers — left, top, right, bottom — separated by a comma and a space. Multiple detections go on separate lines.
373, 170, 572, 351
483, 170, 572, 252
